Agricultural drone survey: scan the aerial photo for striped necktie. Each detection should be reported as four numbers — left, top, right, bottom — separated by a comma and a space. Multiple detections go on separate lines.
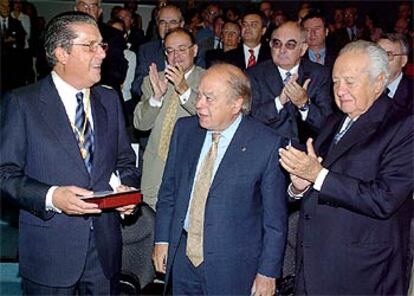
247, 49, 256, 68
75, 92, 95, 173
333, 118, 353, 144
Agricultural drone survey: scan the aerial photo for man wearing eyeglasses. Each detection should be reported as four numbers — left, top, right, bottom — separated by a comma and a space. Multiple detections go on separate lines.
75, 0, 128, 92
248, 21, 332, 144
131, 4, 184, 99
0, 12, 139, 294
134, 28, 204, 209
377, 33, 413, 113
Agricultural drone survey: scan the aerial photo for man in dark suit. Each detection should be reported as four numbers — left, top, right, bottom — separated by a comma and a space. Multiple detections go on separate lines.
131, 4, 184, 99
279, 40, 413, 295
0, 12, 139, 294
331, 5, 362, 53
301, 10, 337, 70
153, 63, 287, 295
0, 0, 26, 92
116, 7, 145, 54
75, 0, 128, 91
225, 11, 271, 70
377, 33, 413, 112
248, 21, 332, 144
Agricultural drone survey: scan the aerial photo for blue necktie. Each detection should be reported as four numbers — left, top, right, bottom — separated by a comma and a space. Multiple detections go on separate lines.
283, 72, 292, 84
75, 92, 94, 173
333, 118, 353, 144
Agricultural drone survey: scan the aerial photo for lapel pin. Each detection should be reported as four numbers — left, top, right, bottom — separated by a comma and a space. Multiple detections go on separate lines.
241, 146, 247, 152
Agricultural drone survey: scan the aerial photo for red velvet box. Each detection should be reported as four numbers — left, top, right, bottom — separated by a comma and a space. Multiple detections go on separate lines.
82, 190, 142, 209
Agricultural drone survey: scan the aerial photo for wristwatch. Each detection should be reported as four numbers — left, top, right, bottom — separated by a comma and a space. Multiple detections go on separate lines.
298, 98, 311, 111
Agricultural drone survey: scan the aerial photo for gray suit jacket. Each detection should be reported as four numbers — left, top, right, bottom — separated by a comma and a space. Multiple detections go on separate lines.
133, 66, 204, 208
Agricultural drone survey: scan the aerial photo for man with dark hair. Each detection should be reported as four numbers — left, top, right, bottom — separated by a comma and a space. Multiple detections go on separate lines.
377, 33, 413, 112
225, 10, 271, 70
75, 0, 128, 91
153, 63, 287, 295
301, 9, 337, 69
0, 11, 139, 294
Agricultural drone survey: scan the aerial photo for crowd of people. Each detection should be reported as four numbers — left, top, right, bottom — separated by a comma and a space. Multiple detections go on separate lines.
0, 0, 413, 295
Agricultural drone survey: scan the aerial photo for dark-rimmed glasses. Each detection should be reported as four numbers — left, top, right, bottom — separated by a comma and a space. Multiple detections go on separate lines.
72, 41, 109, 52
270, 39, 303, 50
164, 44, 194, 56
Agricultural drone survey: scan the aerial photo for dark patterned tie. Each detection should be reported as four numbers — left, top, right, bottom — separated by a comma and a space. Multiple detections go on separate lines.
283, 71, 292, 84
75, 92, 95, 173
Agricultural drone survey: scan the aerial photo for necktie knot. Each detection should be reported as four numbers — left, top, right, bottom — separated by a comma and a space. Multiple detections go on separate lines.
212, 133, 221, 145
284, 72, 292, 84
76, 92, 84, 104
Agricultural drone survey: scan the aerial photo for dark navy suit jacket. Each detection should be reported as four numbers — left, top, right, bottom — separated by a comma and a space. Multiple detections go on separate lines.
296, 95, 413, 294
248, 59, 333, 143
155, 115, 288, 294
0, 75, 140, 287
224, 43, 271, 70
392, 75, 413, 113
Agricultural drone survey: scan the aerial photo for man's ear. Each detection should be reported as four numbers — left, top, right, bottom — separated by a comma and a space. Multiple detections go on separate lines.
192, 44, 199, 59
55, 46, 69, 65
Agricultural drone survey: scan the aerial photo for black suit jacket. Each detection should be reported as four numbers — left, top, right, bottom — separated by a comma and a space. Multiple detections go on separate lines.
296, 95, 413, 294
126, 28, 146, 54
247, 59, 333, 143
303, 48, 337, 71
392, 75, 413, 113
224, 43, 271, 70
99, 22, 128, 90
205, 48, 227, 68
0, 75, 140, 286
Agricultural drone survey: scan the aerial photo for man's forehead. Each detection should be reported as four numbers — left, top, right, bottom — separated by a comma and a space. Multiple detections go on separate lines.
165, 33, 191, 46
159, 8, 180, 20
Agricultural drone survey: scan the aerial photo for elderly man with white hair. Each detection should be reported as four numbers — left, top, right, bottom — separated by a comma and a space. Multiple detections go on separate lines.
279, 40, 414, 295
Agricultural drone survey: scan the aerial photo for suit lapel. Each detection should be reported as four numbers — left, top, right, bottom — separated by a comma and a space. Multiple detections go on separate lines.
38, 76, 89, 175
265, 62, 284, 97
89, 88, 107, 179
209, 117, 251, 191
323, 96, 389, 167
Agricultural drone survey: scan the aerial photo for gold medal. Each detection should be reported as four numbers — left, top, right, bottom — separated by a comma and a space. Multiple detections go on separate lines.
80, 147, 88, 159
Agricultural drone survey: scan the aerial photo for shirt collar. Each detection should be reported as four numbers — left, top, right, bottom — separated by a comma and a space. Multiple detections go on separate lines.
208, 113, 242, 141
387, 72, 403, 98
51, 71, 86, 99
278, 63, 300, 80
243, 43, 261, 56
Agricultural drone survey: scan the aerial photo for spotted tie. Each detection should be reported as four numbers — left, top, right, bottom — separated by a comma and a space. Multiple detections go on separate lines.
186, 133, 221, 267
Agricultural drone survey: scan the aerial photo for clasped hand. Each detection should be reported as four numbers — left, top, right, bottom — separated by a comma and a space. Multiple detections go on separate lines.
279, 138, 323, 183
280, 74, 311, 107
149, 63, 188, 101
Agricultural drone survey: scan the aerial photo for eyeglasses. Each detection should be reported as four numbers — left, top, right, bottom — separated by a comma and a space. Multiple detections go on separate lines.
386, 51, 407, 61
76, 1, 99, 10
270, 39, 303, 50
158, 19, 180, 27
164, 44, 194, 56
72, 41, 109, 52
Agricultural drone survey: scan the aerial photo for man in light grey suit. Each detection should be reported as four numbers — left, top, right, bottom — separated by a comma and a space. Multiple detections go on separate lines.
134, 28, 204, 208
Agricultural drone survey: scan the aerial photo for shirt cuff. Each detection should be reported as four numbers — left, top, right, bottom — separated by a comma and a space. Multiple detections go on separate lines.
45, 186, 62, 213
313, 168, 329, 191
149, 96, 163, 107
155, 242, 169, 245
287, 183, 309, 200
275, 96, 284, 113
179, 88, 191, 105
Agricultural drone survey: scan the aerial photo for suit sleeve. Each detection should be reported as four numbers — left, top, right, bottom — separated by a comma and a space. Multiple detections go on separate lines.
112, 91, 140, 188
304, 67, 333, 132
154, 120, 182, 242
258, 137, 288, 277
0, 93, 53, 220
319, 117, 414, 219
131, 45, 149, 98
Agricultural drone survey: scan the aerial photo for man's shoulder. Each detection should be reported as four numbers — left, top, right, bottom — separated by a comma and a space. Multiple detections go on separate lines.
301, 58, 330, 75
241, 116, 283, 143
140, 40, 162, 54
246, 59, 274, 77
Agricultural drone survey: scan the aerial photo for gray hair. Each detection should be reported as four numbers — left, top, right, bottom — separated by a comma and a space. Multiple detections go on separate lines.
208, 63, 252, 114
44, 11, 97, 67
379, 32, 410, 55
339, 40, 390, 86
